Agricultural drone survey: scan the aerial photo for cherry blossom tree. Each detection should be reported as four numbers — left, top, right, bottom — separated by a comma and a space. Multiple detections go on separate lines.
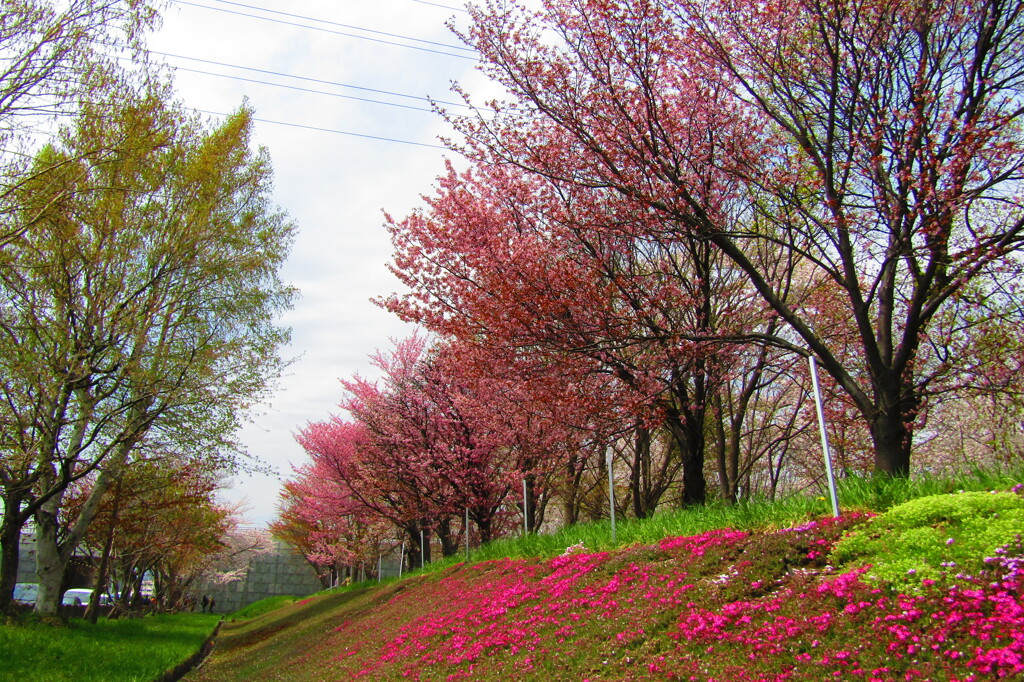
447, 0, 1024, 477
284, 333, 615, 564
383, 156, 813, 506
341, 335, 527, 548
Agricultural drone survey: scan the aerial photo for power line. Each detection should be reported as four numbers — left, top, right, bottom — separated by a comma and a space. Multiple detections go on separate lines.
173, 66, 438, 113
411, 0, 469, 11
195, 109, 449, 149
203, 0, 474, 52
173, 1, 476, 60
152, 51, 470, 109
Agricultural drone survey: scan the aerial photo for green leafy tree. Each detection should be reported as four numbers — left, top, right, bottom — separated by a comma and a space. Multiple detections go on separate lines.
0, 83, 295, 615
0, 0, 162, 245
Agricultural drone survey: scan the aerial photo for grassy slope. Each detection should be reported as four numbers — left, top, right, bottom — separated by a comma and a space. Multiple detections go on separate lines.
187, 582, 421, 681
188, 474, 1024, 681
187, 528, 861, 681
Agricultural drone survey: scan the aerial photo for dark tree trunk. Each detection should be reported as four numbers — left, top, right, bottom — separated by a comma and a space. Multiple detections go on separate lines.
436, 517, 459, 557
666, 405, 707, 507
524, 472, 537, 533
870, 404, 913, 477
473, 512, 493, 545
562, 450, 585, 526
0, 495, 26, 615
631, 426, 656, 518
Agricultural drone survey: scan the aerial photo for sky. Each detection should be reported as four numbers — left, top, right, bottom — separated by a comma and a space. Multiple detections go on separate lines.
147, 0, 496, 525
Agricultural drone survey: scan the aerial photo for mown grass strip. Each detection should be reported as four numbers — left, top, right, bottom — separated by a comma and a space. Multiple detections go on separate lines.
0, 613, 220, 682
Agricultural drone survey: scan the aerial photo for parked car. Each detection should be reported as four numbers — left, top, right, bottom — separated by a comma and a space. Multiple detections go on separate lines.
13, 583, 38, 605
61, 588, 115, 606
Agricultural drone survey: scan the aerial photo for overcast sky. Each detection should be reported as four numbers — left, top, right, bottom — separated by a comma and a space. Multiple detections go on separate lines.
148, 0, 494, 525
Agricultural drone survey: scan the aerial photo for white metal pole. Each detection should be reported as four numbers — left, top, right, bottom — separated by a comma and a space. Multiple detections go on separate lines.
607, 447, 617, 544
377, 553, 382, 583
523, 477, 529, 536
464, 507, 470, 562
421, 529, 425, 568
399, 542, 405, 578
809, 355, 841, 517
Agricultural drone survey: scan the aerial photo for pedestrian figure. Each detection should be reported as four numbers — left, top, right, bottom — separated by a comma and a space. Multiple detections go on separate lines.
201, 595, 209, 613
209, 596, 216, 613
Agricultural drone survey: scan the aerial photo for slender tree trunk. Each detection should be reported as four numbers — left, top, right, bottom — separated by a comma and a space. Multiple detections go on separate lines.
561, 449, 587, 526
631, 426, 654, 518
524, 472, 537, 533
87, 484, 121, 624
534, 484, 549, 529
726, 415, 742, 505
713, 394, 733, 504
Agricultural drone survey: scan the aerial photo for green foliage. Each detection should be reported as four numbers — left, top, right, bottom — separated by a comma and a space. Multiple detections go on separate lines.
0, 77, 296, 614
0, 612, 219, 681
832, 490, 1024, 586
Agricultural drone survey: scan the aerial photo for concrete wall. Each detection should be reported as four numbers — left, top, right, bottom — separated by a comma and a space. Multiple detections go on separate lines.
16, 531, 36, 583
200, 539, 323, 614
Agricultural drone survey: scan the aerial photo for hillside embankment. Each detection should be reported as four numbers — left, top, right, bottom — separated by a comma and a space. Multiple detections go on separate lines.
187, 489, 1024, 681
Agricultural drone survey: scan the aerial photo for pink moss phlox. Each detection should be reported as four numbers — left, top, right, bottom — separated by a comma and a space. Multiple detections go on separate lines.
342, 511, 1023, 680
659, 528, 749, 557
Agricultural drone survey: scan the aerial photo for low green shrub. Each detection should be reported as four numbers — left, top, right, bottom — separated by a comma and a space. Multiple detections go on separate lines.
831, 489, 1024, 587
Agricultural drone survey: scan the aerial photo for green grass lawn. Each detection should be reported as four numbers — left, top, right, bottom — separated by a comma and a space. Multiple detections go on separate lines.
0, 612, 220, 682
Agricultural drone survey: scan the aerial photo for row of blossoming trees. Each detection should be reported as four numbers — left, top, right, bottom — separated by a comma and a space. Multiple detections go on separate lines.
276, 0, 1024, 576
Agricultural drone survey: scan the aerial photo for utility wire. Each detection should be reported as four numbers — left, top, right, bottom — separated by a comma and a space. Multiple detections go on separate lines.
195, 109, 449, 148
203, 0, 474, 52
174, 66, 437, 113
412, 0, 468, 11
173, 1, 476, 60
152, 51, 470, 108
